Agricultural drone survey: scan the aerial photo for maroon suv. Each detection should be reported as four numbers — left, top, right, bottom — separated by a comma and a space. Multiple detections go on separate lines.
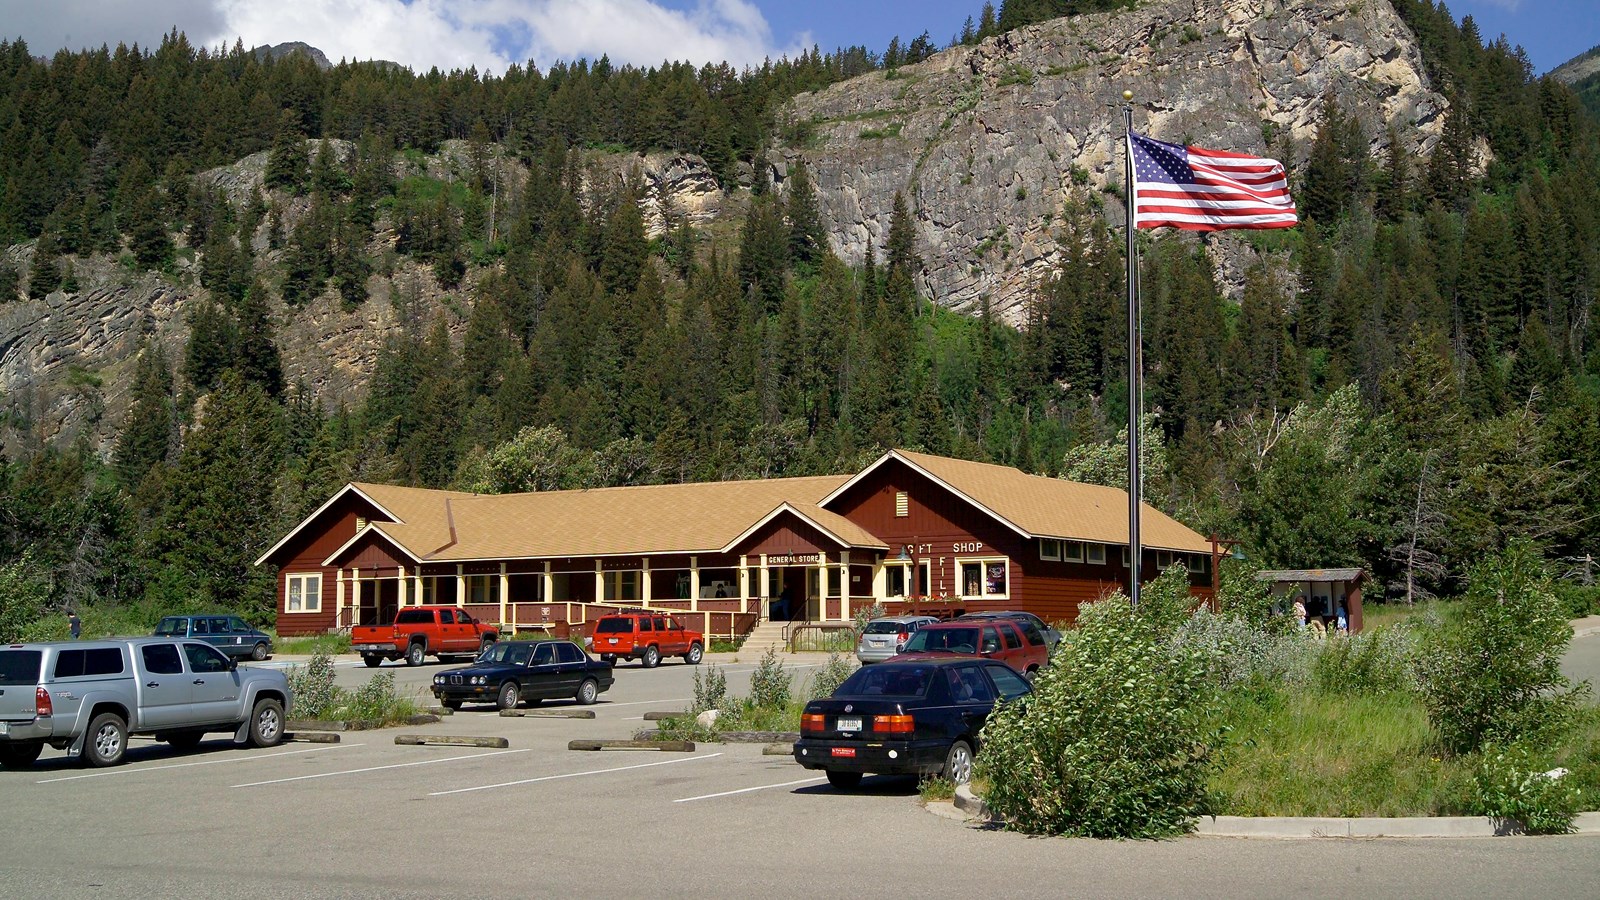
891, 619, 1049, 679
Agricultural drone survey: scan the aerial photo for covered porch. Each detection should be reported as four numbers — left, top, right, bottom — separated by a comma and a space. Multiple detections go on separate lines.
1257, 567, 1367, 634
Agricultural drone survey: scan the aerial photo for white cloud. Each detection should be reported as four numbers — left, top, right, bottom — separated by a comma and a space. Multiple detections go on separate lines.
0, 0, 225, 54
206, 0, 810, 73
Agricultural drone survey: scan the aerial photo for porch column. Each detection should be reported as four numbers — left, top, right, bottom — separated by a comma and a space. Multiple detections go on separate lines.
350, 569, 362, 627
398, 564, 409, 606
840, 551, 851, 621
689, 556, 700, 613
499, 563, 510, 627
872, 560, 887, 603
456, 564, 466, 607
335, 568, 346, 628
758, 554, 769, 623
595, 559, 605, 607
738, 558, 749, 613
542, 561, 553, 604
414, 571, 425, 606
641, 557, 652, 606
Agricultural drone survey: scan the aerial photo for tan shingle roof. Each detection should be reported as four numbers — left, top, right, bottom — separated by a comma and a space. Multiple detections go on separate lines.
347, 475, 880, 561
883, 449, 1212, 554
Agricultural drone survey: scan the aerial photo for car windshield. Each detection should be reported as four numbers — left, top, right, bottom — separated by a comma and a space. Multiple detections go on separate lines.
477, 642, 531, 665
836, 665, 934, 698
594, 618, 633, 633
0, 649, 42, 685
863, 621, 908, 635
902, 628, 980, 654
153, 618, 188, 636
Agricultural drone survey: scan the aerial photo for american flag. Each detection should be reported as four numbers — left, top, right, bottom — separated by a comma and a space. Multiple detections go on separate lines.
1129, 131, 1297, 231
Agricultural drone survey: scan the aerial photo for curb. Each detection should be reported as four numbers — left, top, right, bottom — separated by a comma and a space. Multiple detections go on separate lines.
950, 786, 1600, 838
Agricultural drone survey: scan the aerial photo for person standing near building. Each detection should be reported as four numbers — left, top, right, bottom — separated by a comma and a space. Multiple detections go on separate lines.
68, 610, 81, 639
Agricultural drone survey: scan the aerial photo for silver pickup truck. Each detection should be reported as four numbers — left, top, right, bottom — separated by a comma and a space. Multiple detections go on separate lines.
0, 636, 293, 768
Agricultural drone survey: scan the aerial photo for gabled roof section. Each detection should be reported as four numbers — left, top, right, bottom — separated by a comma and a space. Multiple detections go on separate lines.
821, 449, 1213, 554
254, 483, 407, 567
718, 502, 890, 554
320, 523, 425, 568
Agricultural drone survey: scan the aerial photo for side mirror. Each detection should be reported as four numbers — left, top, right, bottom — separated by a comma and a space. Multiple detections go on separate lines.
227, 658, 238, 671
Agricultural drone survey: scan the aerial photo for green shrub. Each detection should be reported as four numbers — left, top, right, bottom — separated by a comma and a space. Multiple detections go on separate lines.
344, 671, 415, 724
977, 593, 1219, 838
1311, 626, 1419, 696
1420, 542, 1582, 756
807, 654, 856, 701
1174, 610, 1312, 689
749, 647, 791, 710
286, 652, 339, 719
1553, 582, 1600, 619
1471, 745, 1583, 834
691, 663, 728, 713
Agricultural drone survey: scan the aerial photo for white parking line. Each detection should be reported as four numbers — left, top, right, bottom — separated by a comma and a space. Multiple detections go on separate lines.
673, 776, 825, 803
429, 752, 724, 796
596, 697, 691, 708
36, 744, 361, 784
232, 748, 529, 787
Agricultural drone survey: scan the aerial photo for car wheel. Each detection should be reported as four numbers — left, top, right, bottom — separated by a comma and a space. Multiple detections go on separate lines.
362, 655, 382, 668
684, 642, 703, 665
497, 681, 520, 710
641, 645, 661, 668
405, 643, 426, 667
576, 678, 599, 705
826, 769, 862, 789
248, 698, 285, 748
250, 642, 270, 661
942, 740, 974, 785
442, 699, 463, 711
0, 741, 43, 769
600, 654, 615, 664
166, 731, 204, 750
84, 712, 128, 767
480, 636, 496, 654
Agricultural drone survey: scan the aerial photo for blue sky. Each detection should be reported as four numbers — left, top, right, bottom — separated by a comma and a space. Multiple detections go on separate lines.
0, 1, 1593, 76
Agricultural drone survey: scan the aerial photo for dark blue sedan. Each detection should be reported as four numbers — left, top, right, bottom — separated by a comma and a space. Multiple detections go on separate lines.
431, 640, 614, 710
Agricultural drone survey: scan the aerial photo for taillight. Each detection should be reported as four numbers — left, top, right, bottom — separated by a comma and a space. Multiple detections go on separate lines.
874, 714, 914, 734
895, 631, 908, 651
36, 686, 52, 717
801, 713, 827, 735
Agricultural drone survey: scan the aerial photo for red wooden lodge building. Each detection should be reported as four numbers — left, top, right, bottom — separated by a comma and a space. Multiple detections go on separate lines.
258, 449, 1218, 639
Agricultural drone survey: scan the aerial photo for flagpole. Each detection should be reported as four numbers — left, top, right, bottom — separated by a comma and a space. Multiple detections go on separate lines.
1123, 89, 1142, 609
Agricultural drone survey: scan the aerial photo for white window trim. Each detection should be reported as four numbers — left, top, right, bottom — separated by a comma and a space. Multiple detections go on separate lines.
1063, 541, 1084, 563
957, 557, 1010, 600
1086, 543, 1107, 565
1039, 539, 1061, 561
285, 572, 323, 613
885, 562, 911, 598
1187, 554, 1207, 575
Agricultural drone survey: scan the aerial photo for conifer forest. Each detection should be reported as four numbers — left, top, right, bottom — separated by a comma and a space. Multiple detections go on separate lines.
1, 1, 1598, 627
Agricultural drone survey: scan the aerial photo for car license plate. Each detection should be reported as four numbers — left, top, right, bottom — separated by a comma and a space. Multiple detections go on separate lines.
830, 747, 856, 757
836, 717, 862, 732
607, 638, 618, 644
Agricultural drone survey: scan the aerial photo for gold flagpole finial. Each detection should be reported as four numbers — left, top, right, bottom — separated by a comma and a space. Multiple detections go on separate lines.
1122, 89, 1133, 102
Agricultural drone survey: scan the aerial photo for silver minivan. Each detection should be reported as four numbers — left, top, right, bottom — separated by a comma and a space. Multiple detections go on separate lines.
856, 616, 941, 664
0, 637, 292, 769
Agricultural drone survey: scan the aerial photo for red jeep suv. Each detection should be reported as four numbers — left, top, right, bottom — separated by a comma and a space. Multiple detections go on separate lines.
588, 613, 704, 668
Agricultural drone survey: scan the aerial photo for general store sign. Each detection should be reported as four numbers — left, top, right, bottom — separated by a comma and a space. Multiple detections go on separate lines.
768, 553, 821, 565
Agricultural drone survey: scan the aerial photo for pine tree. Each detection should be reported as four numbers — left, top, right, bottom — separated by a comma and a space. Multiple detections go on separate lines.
183, 298, 239, 392
785, 158, 825, 267
27, 232, 62, 299
264, 109, 308, 194
113, 342, 176, 488
234, 279, 284, 398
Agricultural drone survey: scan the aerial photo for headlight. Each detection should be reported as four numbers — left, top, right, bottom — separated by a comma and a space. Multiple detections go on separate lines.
434, 675, 444, 685
472, 676, 486, 685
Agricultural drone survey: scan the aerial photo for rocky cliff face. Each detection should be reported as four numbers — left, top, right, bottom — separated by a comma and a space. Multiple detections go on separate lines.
1, 0, 1450, 451
773, 0, 1447, 323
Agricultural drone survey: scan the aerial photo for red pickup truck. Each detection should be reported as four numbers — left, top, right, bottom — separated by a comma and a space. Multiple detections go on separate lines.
352, 606, 499, 668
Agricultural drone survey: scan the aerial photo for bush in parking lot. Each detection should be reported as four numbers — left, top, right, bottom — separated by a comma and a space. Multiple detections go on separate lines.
807, 654, 856, 700
691, 663, 728, 713
286, 652, 339, 719
750, 647, 791, 710
977, 592, 1219, 838
345, 671, 416, 723
1470, 744, 1583, 834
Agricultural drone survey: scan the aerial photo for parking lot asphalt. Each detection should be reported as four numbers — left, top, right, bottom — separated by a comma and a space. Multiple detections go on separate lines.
4, 647, 1599, 898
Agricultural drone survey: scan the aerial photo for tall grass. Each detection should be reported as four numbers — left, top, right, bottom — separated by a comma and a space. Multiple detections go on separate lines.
271, 631, 352, 656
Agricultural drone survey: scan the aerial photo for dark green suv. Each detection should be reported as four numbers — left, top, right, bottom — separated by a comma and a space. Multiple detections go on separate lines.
153, 615, 273, 661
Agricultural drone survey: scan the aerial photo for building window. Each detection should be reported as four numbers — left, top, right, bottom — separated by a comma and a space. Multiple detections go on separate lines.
1156, 551, 1175, 571
1063, 541, 1084, 563
895, 491, 909, 517
1187, 554, 1208, 575
885, 564, 909, 597
958, 560, 1009, 599
467, 574, 500, 605
1039, 539, 1060, 561
286, 573, 322, 613
1086, 543, 1107, 565
602, 570, 640, 603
